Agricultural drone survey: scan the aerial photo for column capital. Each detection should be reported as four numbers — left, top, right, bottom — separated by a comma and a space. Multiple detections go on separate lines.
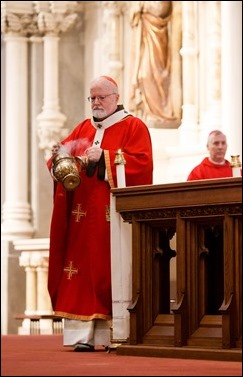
102, 1, 126, 16
1, 1, 82, 36
35, 1, 81, 35
1, 1, 38, 36
36, 11, 78, 35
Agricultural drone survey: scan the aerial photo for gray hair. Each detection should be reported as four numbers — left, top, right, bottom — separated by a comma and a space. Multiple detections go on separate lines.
90, 76, 119, 94
207, 130, 226, 146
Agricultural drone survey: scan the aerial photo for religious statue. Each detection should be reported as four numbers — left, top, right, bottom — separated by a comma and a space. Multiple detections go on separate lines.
129, 1, 181, 128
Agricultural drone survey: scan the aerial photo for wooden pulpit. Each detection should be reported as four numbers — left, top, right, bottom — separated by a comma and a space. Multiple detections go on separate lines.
111, 178, 242, 361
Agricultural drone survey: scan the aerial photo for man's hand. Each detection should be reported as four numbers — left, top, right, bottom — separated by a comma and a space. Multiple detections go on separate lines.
86, 147, 103, 162
51, 142, 61, 157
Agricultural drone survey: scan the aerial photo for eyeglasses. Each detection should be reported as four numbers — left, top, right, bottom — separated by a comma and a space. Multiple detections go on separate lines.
87, 94, 115, 103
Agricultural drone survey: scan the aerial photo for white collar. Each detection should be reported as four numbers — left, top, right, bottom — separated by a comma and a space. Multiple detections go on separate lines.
209, 157, 226, 165
91, 109, 130, 130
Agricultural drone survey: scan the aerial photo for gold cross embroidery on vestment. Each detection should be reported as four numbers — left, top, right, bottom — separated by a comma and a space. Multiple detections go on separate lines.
64, 261, 78, 280
72, 203, 86, 222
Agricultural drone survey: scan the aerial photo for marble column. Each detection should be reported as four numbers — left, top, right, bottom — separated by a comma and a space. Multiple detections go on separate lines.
36, 34, 68, 161
102, 1, 124, 90
1, 34, 34, 240
179, 1, 198, 144
202, 1, 221, 136
36, 259, 52, 313
25, 265, 37, 314
221, 1, 242, 157
35, 5, 79, 160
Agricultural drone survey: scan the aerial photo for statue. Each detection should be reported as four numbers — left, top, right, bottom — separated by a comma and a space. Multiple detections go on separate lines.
129, 1, 181, 128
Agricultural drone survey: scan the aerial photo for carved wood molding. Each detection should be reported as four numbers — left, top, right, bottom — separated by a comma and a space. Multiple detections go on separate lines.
120, 203, 242, 223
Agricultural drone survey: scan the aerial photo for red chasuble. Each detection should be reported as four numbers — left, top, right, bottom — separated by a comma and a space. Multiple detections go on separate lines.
47, 114, 153, 321
187, 157, 233, 181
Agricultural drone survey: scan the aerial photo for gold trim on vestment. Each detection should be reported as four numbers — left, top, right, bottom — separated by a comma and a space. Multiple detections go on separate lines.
54, 311, 112, 321
104, 150, 115, 188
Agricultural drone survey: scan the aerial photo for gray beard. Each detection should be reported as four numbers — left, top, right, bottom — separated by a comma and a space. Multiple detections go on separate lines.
92, 109, 107, 119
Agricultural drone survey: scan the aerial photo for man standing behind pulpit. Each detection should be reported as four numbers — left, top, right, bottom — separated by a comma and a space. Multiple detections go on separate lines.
187, 130, 237, 180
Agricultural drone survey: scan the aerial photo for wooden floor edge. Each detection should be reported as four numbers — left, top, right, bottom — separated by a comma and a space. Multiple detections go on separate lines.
116, 345, 242, 362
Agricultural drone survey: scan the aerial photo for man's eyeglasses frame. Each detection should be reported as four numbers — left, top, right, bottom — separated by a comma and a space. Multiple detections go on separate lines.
87, 94, 116, 103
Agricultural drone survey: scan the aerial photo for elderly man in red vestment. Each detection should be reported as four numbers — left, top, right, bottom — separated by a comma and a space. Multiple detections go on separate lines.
47, 75, 153, 352
187, 130, 236, 181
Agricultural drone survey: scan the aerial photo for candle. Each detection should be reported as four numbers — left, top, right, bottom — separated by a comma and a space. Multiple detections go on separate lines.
230, 155, 242, 177
114, 149, 126, 188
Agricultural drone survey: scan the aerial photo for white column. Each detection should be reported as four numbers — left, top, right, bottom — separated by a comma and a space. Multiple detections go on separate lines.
37, 34, 68, 161
20, 260, 37, 315
36, 259, 53, 334
21, 264, 37, 335
179, 1, 198, 144
221, 1, 242, 158
35, 5, 79, 161
25, 264, 37, 314
102, 1, 124, 89
36, 261, 52, 313
1, 34, 34, 240
203, 1, 221, 132
29, 36, 43, 232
